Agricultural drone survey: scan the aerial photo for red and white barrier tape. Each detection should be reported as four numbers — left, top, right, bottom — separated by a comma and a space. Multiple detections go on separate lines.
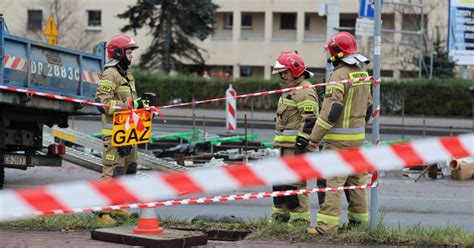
0, 85, 165, 120
0, 76, 375, 112
0, 134, 471, 221
157, 76, 375, 109
33, 183, 378, 216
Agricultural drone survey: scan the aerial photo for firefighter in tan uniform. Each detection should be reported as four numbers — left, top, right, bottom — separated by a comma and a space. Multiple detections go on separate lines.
270, 51, 319, 225
306, 32, 373, 235
95, 35, 145, 224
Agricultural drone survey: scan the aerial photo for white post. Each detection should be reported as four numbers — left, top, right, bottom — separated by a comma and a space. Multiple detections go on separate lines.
226, 84, 237, 132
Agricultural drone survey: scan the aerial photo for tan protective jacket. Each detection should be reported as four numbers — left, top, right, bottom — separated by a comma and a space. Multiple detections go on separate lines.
273, 77, 319, 148
95, 66, 138, 135
309, 64, 372, 148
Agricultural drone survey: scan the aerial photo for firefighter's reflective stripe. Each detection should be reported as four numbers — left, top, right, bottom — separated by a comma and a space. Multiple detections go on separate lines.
289, 211, 311, 221
323, 133, 365, 141
118, 86, 131, 93
98, 79, 115, 86
343, 88, 355, 128
102, 128, 113, 136
274, 130, 298, 143
323, 127, 365, 141
296, 100, 319, 109
317, 212, 340, 225
348, 211, 369, 222
271, 206, 289, 214
352, 81, 372, 86
327, 83, 345, 94
316, 118, 334, 131
279, 97, 297, 107
328, 127, 365, 134
274, 135, 297, 143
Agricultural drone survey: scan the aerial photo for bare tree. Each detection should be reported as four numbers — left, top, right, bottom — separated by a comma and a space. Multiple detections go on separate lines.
20, 0, 101, 52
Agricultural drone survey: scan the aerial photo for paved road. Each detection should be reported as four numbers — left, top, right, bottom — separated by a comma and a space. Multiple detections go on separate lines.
1, 111, 473, 248
4, 161, 474, 232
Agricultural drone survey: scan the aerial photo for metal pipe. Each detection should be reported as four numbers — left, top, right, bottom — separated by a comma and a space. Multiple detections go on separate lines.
203, 116, 206, 144
418, 3, 425, 78
244, 114, 248, 163
429, 27, 434, 79
383, 1, 423, 8
401, 98, 405, 139
336, 26, 422, 35
251, 98, 254, 135
370, 0, 382, 233
423, 118, 426, 138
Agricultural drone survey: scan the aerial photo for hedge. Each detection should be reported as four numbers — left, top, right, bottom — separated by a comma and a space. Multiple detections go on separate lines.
133, 69, 473, 117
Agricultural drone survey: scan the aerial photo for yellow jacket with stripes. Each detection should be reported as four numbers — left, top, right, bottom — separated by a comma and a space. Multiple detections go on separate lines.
273, 77, 319, 148
95, 67, 138, 134
309, 64, 372, 148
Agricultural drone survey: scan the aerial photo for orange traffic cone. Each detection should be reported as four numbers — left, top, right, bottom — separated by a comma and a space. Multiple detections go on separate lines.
133, 207, 164, 235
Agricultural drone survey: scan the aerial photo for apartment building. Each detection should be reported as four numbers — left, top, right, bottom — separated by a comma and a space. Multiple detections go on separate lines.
0, 0, 450, 79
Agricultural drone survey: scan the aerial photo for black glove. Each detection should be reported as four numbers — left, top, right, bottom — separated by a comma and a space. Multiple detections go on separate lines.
133, 98, 145, 109
295, 134, 310, 154
117, 145, 132, 157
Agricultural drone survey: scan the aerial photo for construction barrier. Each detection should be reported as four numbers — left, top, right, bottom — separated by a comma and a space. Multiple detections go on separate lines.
0, 134, 471, 221
133, 207, 164, 234
29, 183, 378, 217
225, 84, 237, 132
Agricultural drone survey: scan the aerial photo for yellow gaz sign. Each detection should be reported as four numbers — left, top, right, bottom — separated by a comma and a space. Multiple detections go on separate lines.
112, 110, 152, 147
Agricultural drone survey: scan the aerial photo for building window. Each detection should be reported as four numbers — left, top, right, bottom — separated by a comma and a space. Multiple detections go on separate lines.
340, 14, 357, 35
280, 13, 296, 29
241, 14, 252, 29
240, 66, 252, 77
27, 10, 42, 31
87, 10, 101, 28
305, 14, 310, 30
224, 13, 233, 29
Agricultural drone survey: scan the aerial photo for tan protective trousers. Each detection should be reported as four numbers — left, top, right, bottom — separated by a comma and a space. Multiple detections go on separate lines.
271, 147, 311, 222
100, 135, 137, 181
316, 143, 369, 234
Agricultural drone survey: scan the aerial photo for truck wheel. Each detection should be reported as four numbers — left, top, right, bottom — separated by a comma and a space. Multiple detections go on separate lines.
0, 165, 4, 189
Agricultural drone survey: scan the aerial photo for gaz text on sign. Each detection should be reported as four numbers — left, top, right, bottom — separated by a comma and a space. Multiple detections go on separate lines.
112, 110, 152, 147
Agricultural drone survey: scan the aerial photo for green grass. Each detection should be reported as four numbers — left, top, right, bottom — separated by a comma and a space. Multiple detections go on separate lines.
1, 214, 473, 246
0, 214, 133, 231
164, 218, 266, 232
247, 221, 474, 246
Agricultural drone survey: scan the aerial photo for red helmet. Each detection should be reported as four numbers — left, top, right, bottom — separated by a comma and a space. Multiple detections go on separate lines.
325, 32, 369, 65
106, 35, 139, 60
271, 51, 306, 77
325, 32, 358, 57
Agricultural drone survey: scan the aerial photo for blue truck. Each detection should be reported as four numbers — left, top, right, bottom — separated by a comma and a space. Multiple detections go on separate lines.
0, 18, 104, 188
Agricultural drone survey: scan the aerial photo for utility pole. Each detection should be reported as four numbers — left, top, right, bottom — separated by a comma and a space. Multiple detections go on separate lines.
370, 0, 382, 232
325, 0, 340, 80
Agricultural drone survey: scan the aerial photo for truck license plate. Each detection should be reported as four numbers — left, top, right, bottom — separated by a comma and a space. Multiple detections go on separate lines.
4, 154, 27, 165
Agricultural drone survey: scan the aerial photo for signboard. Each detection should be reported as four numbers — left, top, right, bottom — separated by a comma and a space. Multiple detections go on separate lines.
359, 0, 384, 19
112, 110, 152, 147
356, 18, 375, 36
448, 0, 474, 65
43, 15, 58, 45
359, 0, 375, 18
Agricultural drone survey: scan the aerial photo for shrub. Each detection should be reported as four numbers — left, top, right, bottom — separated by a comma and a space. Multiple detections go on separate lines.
134, 69, 473, 117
